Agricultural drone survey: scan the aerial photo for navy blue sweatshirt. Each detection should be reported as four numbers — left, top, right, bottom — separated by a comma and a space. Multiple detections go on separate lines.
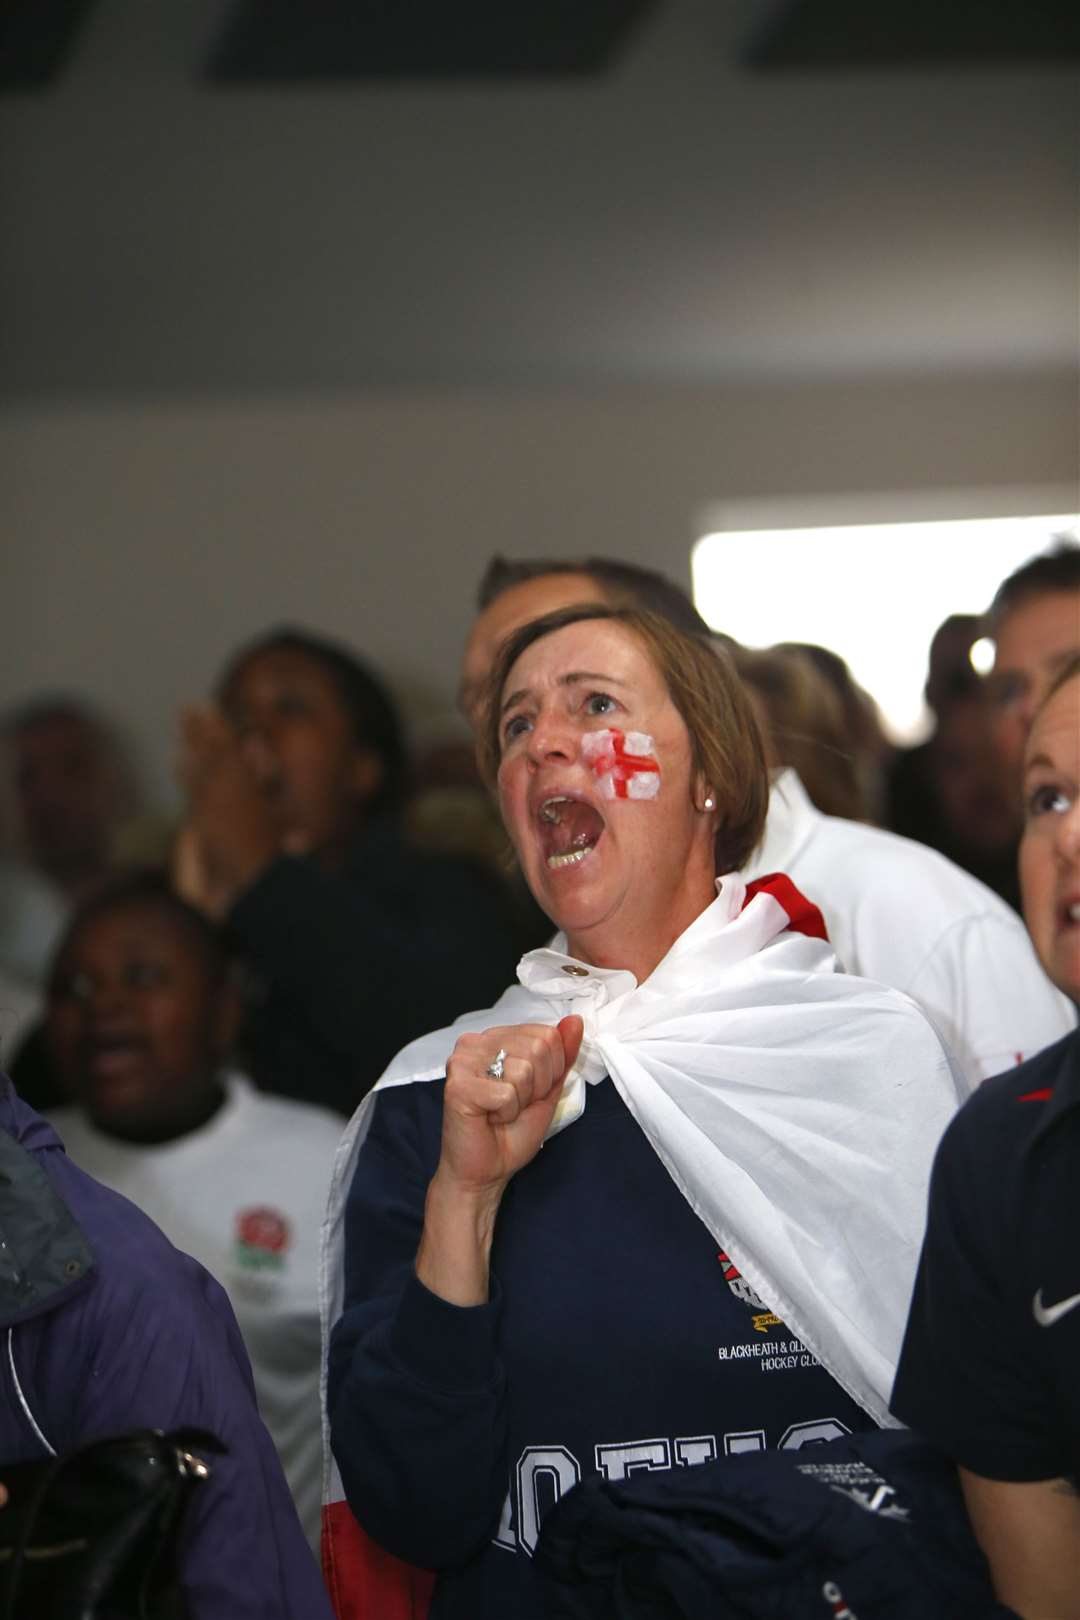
328, 1075, 875, 1620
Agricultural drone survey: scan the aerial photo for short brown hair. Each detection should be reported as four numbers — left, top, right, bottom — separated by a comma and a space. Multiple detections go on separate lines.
477, 605, 769, 874
1036, 650, 1080, 717
475, 553, 713, 637
987, 539, 1080, 632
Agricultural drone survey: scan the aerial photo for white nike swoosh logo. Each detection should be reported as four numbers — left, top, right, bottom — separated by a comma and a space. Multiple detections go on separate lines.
1033, 1288, 1080, 1328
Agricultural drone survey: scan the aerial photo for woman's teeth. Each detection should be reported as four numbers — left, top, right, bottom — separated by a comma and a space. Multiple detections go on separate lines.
547, 845, 594, 871
539, 797, 602, 869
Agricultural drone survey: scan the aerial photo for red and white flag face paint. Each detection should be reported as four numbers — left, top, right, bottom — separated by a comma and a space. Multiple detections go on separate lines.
580, 728, 661, 800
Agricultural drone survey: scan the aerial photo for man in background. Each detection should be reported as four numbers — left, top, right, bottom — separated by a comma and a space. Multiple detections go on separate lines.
1, 698, 144, 994
6, 698, 135, 907
984, 539, 1080, 804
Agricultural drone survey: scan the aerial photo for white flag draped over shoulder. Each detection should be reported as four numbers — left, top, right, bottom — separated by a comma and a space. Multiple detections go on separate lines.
318, 872, 964, 1616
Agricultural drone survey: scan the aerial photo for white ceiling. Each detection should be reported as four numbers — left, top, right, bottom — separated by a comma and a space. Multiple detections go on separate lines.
2, 0, 1078, 399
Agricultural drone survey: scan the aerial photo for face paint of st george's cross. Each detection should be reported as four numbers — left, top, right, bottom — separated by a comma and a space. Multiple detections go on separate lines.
580, 729, 662, 800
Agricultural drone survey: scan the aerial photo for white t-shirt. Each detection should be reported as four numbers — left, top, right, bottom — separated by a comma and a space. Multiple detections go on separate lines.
745, 769, 1075, 1090
49, 1073, 342, 1552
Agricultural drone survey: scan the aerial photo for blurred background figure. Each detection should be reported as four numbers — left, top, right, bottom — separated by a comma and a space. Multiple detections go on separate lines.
732, 643, 873, 822
7, 697, 136, 903
774, 642, 892, 824
886, 615, 1021, 908
0, 696, 167, 990
175, 625, 520, 1115
984, 540, 1080, 804
0, 961, 41, 1076
404, 729, 551, 956
44, 872, 341, 1552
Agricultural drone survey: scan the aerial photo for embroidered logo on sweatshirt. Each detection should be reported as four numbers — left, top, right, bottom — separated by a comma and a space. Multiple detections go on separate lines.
718, 1251, 782, 1333
234, 1206, 291, 1271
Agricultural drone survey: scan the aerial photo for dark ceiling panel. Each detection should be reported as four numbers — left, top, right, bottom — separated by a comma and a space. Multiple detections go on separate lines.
744, 0, 1080, 69
208, 0, 659, 81
0, 0, 99, 90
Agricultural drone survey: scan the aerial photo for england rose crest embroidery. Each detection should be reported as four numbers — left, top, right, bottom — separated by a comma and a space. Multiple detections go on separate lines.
234, 1206, 291, 1272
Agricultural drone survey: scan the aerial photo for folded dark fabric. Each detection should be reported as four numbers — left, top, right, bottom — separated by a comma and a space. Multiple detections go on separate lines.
536, 1429, 1015, 1620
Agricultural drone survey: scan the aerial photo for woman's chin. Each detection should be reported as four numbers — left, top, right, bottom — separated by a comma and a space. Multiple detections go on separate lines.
534, 864, 627, 943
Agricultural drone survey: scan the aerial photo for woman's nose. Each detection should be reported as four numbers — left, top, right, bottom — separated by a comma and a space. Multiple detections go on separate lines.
85, 976, 129, 1020
1057, 801, 1080, 862
238, 724, 278, 782
527, 712, 577, 764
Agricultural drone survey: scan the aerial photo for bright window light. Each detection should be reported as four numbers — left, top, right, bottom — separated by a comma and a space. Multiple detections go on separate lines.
692, 514, 1079, 742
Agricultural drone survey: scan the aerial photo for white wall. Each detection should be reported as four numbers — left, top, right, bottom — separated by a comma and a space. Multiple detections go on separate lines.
4, 369, 1076, 801
3, 0, 1077, 799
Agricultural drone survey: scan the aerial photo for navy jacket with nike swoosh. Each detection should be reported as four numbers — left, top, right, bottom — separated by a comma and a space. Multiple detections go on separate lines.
892, 1028, 1080, 1485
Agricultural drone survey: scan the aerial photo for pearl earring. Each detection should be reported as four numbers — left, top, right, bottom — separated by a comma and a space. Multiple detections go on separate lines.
704, 796, 715, 811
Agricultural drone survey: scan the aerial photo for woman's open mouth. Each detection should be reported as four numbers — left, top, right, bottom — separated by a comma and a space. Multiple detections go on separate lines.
538, 796, 606, 871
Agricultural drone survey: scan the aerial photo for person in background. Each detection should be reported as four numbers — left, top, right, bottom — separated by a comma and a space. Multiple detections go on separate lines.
731, 643, 872, 822
984, 539, 1080, 805
892, 653, 1080, 1620
774, 640, 892, 823
885, 614, 1022, 907
0, 962, 40, 1069
457, 553, 712, 730
326, 605, 963, 1620
0, 1071, 333, 1619
43, 872, 341, 1551
458, 556, 1074, 1089
0, 697, 139, 1000
4, 698, 136, 909
1, 696, 164, 1110
175, 625, 520, 1115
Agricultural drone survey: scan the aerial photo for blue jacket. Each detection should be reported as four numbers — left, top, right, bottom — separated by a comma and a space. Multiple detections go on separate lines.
0, 1081, 333, 1620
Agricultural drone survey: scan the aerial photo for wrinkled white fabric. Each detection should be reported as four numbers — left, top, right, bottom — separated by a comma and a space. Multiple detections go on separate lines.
320, 873, 963, 1479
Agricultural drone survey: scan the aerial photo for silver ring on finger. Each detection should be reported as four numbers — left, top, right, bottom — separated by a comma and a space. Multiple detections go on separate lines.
486, 1048, 508, 1080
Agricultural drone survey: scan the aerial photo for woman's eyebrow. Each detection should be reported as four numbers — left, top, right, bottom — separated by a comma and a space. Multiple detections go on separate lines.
559, 671, 629, 689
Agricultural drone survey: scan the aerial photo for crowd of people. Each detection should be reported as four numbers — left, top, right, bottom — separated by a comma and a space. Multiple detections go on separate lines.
0, 536, 1077, 1619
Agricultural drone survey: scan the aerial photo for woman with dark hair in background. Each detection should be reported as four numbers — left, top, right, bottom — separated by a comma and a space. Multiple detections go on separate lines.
176, 625, 520, 1116
324, 605, 963, 1620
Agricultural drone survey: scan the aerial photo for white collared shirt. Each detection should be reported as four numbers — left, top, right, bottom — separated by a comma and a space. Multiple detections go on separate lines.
745, 769, 1075, 1089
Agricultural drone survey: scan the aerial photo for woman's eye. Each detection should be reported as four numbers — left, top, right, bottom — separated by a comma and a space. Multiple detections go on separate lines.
503, 715, 531, 744
584, 692, 617, 717
1027, 782, 1072, 819
275, 692, 310, 719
